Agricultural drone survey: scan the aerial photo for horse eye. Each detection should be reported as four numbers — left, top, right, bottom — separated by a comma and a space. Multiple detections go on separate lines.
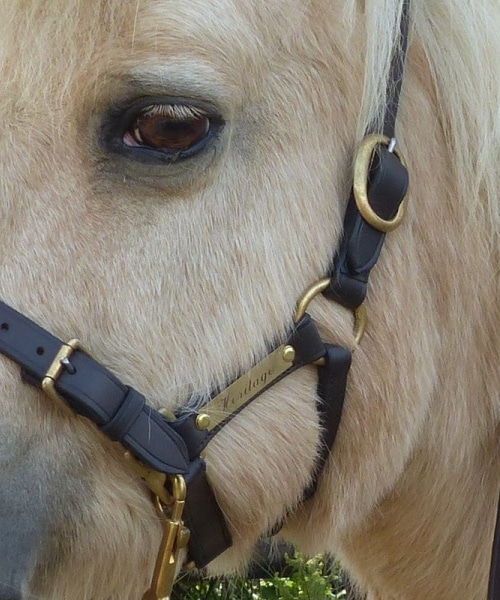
123, 104, 211, 156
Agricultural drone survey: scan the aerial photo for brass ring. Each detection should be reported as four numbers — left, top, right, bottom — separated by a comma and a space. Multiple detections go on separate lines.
294, 278, 331, 323
353, 133, 408, 233
294, 278, 367, 347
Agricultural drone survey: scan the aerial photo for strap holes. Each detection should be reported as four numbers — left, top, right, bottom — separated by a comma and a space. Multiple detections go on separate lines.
1, 323, 9, 331
36, 346, 45, 356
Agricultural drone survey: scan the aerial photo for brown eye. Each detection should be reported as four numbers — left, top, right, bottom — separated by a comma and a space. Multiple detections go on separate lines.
123, 104, 210, 155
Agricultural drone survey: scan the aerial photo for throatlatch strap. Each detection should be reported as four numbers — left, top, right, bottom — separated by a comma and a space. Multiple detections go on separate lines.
184, 458, 233, 568
303, 344, 352, 499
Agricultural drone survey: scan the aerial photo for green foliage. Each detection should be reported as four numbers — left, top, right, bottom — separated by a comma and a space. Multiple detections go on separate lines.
172, 553, 346, 600
264, 554, 346, 600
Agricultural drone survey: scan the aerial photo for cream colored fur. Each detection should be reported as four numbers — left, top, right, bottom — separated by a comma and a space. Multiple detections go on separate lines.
0, 0, 498, 598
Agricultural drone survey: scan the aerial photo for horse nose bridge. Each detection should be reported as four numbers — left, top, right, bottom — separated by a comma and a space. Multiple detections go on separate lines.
0, 454, 61, 600
0, 445, 68, 589
0, 512, 38, 600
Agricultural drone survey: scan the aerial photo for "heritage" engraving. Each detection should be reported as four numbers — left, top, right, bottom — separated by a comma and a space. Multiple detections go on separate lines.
202, 345, 293, 430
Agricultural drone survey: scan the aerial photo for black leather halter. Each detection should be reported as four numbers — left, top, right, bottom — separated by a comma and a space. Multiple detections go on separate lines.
8, 2, 498, 599
0, 5, 411, 598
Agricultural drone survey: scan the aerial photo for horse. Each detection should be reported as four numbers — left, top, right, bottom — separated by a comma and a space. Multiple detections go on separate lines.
0, 0, 499, 598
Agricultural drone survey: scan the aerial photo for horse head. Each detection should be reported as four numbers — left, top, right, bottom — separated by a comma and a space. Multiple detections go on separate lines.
0, 1, 498, 599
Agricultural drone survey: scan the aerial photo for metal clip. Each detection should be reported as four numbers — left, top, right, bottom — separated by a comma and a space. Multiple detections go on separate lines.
123, 451, 172, 506
143, 476, 190, 600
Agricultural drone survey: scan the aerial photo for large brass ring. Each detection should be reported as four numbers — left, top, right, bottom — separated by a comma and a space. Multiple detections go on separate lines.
294, 278, 367, 346
353, 133, 408, 233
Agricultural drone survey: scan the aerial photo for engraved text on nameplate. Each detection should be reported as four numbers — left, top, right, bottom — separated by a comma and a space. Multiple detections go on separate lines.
203, 345, 293, 430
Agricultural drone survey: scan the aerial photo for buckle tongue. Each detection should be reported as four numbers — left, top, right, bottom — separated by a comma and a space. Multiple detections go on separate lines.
143, 476, 190, 600
41, 338, 81, 416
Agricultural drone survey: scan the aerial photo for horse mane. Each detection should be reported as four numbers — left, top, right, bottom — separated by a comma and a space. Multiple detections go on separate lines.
354, 0, 500, 231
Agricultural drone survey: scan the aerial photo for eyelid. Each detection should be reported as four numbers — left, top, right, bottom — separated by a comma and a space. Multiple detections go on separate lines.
128, 63, 232, 113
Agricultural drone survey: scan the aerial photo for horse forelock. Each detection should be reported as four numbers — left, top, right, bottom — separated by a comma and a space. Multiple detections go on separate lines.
0, 1, 498, 599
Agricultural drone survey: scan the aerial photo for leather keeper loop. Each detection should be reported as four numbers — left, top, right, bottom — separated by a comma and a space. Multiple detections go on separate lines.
100, 386, 145, 441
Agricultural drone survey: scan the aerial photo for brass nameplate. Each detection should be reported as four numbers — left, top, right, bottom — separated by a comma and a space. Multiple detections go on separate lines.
202, 345, 293, 431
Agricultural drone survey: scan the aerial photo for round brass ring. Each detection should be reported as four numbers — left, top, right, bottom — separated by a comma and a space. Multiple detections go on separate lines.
294, 278, 368, 347
353, 133, 408, 233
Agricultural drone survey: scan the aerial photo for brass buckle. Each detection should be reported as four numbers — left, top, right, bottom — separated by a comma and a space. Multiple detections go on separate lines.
353, 133, 408, 232
42, 343, 190, 598
294, 278, 367, 358
143, 476, 190, 600
41, 338, 81, 415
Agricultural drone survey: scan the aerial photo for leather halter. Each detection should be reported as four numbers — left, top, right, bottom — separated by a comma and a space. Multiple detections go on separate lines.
11, 2, 500, 599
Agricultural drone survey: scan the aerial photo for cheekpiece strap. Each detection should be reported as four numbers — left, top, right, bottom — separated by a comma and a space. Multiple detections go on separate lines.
324, 0, 411, 310
383, 0, 411, 138
325, 146, 409, 309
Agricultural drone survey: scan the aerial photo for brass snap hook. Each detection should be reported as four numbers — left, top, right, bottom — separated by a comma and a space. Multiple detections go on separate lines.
143, 475, 190, 600
123, 457, 191, 599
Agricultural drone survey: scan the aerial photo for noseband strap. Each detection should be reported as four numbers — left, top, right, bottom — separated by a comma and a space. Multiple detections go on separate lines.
0, 301, 191, 474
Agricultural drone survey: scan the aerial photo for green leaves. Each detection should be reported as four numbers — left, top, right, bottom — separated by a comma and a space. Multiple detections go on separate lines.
172, 553, 346, 600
